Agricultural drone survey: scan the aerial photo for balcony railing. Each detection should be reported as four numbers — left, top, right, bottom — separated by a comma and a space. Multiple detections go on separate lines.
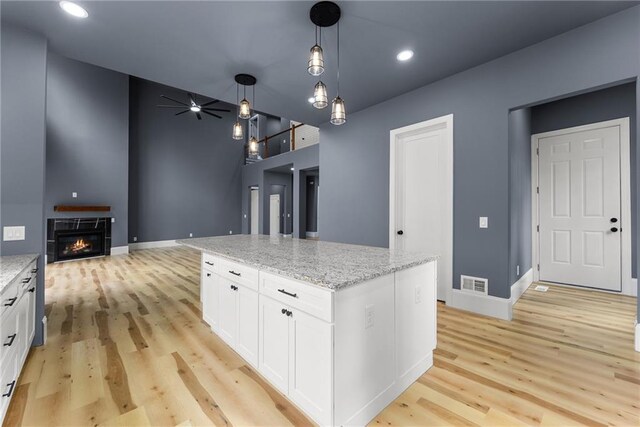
245, 123, 318, 164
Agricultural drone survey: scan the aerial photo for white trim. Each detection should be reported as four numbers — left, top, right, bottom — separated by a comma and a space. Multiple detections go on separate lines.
305, 231, 319, 238
129, 239, 179, 250
531, 118, 634, 296
389, 114, 453, 304
635, 320, 640, 352
110, 245, 129, 256
449, 289, 512, 320
510, 268, 533, 304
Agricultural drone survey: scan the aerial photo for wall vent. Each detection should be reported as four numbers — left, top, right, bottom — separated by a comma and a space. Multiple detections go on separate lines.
460, 275, 488, 295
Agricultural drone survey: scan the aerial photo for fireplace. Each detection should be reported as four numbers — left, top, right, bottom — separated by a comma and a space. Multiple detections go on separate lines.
47, 218, 111, 263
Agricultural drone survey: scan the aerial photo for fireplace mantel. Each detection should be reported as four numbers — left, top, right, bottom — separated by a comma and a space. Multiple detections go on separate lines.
53, 205, 111, 212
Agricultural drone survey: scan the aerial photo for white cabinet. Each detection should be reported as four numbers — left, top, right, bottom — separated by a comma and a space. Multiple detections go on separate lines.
201, 269, 219, 331
236, 285, 259, 366
288, 307, 333, 426
218, 280, 239, 346
258, 295, 290, 393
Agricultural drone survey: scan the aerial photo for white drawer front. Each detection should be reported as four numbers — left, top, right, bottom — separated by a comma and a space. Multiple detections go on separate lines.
0, 281, 20, 318
19, 262, 37, 292
218, 259, 259, 292
0, 307, 18, 366
260, 272, 333, 323
202, 253, 219, 273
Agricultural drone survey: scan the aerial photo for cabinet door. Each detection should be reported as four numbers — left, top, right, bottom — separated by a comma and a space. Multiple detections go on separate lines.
218, 281, 238, 346
236, 286, 258, 367
26, 284, 36, 345
289, 309, 333, 426
201, 270, 219, 331
258, 295, 289, 394
16, 294, 30, 363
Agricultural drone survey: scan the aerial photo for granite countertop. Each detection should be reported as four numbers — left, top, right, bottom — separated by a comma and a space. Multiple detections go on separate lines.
177, 235, 438, 290
0, 254, 39, 293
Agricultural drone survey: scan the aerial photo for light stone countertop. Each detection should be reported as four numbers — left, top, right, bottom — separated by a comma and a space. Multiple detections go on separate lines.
0, 254, 39, 293
177, 235, 438, 290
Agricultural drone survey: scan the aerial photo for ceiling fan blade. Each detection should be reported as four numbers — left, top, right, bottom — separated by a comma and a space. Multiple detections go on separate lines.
161, 95, 188, 106
202, 107, 231, 112
202, 110, 223, 119
175, 110, 189, 116
157, 105, 188, 108
196, 112, 202, 120
201, 99, 220, 107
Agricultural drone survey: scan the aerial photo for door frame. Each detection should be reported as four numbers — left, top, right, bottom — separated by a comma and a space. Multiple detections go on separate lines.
531, 117, 634, 296
389, 114, 454, 303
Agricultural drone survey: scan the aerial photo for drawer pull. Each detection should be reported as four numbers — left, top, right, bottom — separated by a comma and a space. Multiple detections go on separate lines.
204, 261, 214, 266
31, 268, 38, 274
4, 297, 17, 307
230, 285, 238, 291
2, 381, 15, 398
4, 334, 16, 347
22, 277, 32, 284
28, 287, 35, 293
277, 289, 298, 299
228, 270, 241, 277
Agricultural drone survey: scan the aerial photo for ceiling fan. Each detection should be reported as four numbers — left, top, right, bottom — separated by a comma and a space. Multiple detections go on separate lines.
157, 92, 230, 120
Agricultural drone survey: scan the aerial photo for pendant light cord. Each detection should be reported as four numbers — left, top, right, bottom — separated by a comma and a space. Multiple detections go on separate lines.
236, 83, 239, 116
336, 22, 340, 96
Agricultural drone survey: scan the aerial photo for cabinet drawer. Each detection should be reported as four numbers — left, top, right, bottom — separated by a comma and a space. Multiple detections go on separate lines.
0, 280, 20, 318
202, 253, 219, 273
0, 307, 18, 366
218, 259, 259, 292
260, 272, 333, 323
19, 262, 37, 292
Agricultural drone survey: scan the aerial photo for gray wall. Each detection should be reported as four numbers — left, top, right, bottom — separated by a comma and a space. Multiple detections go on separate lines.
531, 82, 637, 278
508, 108, 532, 287
128, 78, 244, 242
0, 23, 47, 346
241, 144, 319, 237
318, 7, 640, 300
45, 53, 129, 247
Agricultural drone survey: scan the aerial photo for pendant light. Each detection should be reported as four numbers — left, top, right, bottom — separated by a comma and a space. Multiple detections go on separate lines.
313, 81, 328, 109
330, 22, 346, 125
239, 84, 251, 119
308, 26, 324, 76
232, 74, 257, 140
232, 82, 243, 140
248, 136, 259, 156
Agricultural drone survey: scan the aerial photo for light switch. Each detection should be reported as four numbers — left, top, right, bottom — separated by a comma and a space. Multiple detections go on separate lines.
3, 226, 25, 241
111, 218, 115, 223
72, 192, 78, 198
189, 233, 193, 237
479, 217, 489, 228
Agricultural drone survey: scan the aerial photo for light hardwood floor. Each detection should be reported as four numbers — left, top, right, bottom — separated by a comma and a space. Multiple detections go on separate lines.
5, 247, 639, 426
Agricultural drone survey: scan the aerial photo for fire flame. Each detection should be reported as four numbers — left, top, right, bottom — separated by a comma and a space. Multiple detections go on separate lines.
69, 239, 90, 252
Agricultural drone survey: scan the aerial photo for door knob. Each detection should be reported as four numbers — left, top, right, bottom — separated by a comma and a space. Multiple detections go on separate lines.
397, 230, 404, 235
610, 218, 618, 223
610, 227, 619, 233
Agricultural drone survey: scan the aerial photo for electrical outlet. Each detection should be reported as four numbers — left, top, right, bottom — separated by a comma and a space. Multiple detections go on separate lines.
189, 233, 193, 237
516, 265, 520, 276
415, 285, 422, 304
243, 214, 247, 218
479, 217, 489, 228
72, 192, 78, 198
111, 217, 115, 223
365, 304, 375, 329
229, 230, 233, 234
133, 236, 137, 242
3, 226, 25, 241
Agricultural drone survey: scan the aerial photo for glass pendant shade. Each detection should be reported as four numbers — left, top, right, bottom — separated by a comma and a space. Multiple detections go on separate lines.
248, 136, 259, 155
239, 98, 251, 119
307, 44, 325, 76
312, 81, 328, 109
330, 96, 346, 125
232, 121, 244, 140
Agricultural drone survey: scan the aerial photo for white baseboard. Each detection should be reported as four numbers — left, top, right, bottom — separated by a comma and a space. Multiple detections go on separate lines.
306, 231, 319, 238
635, 320, 640, 352
129, 239, 179, 250
449, 289, 512, 320
624, 278, 637, 297
510, 268, 533, 304
110, 245, 129, 256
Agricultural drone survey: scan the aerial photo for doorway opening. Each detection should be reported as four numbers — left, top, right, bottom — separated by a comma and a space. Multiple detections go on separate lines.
389, 114, 453, 303
249, 186, 259, 235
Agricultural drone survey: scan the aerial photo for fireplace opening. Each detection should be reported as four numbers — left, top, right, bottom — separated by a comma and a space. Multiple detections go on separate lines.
47, 218, 111, 263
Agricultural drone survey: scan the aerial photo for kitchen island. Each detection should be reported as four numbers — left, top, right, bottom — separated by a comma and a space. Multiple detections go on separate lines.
178, 235, 437, 426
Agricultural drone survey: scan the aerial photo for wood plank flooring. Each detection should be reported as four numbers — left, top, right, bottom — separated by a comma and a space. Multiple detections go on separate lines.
5, 247, 639, 426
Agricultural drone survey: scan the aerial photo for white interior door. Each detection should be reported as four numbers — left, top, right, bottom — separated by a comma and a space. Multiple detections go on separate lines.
270, 194, 281, 236
391, 116, 453, 302
250, 189, 259, 235
538, 125, 621, 291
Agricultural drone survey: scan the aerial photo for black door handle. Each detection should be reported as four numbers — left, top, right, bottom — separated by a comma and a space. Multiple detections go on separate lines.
28, 287, 35, 293
4, 297, 17, 307
4, 334, 16, 347
204, 261, 214, 266
610, 218, 618, 223
610, 227, 619, 233
281, 308, 287, 315
31, 268, 38, 274
230, 285, 238, 291
397, 230, 404, 235
22, 277, 31, 284
2, 381, 15, 398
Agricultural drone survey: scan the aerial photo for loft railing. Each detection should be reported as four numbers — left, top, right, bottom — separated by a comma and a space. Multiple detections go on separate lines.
245, 123, 309, 163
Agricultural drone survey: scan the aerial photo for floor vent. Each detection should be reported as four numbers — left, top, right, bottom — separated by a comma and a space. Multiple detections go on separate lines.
461, 275, 488, 295
534, 285, 549, 292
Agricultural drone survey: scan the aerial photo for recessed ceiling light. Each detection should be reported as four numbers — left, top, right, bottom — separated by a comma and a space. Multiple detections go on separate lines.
308, 97, 316, 104
59, 1, 88, 18
396, 50, 414, 62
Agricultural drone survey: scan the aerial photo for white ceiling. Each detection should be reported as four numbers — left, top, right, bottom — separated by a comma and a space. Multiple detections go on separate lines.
2, 1, 637, 125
